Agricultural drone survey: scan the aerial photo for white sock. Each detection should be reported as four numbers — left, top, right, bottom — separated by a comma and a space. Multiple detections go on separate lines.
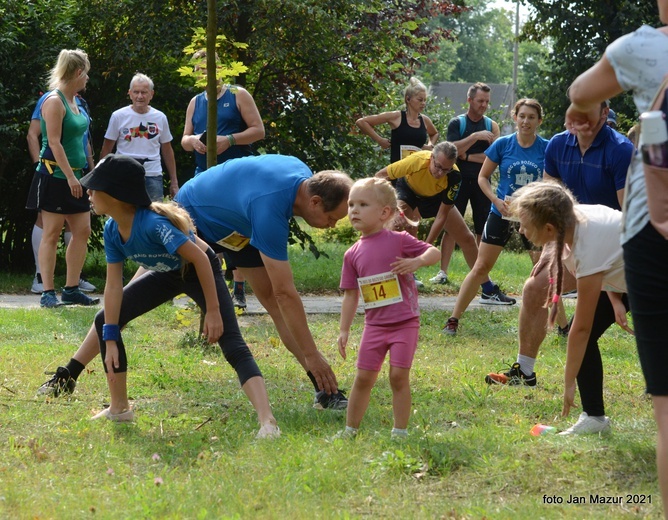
391, 428, 408, 437
32, 224, 42, 274
345, 426, 358, 435
517, 355, 536, 376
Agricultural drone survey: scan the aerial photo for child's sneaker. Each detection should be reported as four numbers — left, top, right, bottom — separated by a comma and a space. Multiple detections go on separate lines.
61, 287, 100, 306
559, 412, 610, 435
40, 290, 63, 308
37, 366, 76, 397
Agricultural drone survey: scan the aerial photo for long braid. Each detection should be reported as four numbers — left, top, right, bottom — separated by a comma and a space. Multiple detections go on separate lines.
509, 180, 578, 327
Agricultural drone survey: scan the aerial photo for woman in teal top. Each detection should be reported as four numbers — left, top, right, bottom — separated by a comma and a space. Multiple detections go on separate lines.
26, 49, 98, 308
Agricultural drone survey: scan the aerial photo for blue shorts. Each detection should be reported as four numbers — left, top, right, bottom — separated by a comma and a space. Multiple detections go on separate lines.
144, 175, 164, 202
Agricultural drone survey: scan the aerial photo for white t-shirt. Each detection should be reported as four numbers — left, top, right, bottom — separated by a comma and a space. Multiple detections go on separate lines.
606, 25, 668, 243
104, 105, 173, 176
563, 204, 626, 293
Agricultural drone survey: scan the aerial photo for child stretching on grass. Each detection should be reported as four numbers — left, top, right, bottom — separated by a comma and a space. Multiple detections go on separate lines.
510, 181, 632, 435
79, 154, 279, 438
337, 178, 440, 438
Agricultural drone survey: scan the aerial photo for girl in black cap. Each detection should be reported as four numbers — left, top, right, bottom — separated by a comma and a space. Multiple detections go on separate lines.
79, 154, 279, 438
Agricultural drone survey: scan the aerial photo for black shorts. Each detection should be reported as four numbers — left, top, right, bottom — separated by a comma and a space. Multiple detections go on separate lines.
394, 177, 445, 219
481, 211, 532, 249
25, 171, 90, 214
203, 235, 265, 269
454, 175, 492, 235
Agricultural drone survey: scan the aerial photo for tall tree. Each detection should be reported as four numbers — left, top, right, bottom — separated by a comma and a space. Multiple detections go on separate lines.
523, 0, 661, 135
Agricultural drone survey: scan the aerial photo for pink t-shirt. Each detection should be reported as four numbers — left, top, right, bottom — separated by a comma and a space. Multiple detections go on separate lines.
340, 229, 431, 325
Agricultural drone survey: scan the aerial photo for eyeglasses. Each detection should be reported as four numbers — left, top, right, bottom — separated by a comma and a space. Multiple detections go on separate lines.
432, 155, 453, 174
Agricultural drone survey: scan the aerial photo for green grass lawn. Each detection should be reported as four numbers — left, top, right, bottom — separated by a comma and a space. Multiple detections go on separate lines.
0, 300, 660, 519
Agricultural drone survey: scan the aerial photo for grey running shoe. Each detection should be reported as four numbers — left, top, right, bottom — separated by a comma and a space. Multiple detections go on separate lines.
429, 270, 448, 284
31, 274, 44, 294
232, 292, 247, 309
78, 277, 96, 293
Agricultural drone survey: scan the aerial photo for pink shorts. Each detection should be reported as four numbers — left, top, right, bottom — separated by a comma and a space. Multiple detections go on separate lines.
356, 318, 420, 372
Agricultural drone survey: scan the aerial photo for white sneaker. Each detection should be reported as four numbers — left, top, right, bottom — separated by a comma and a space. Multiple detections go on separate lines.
413, 274, 424, 288
31, 274, 44, 294
559, 412, 610, 435
78, 277, 96, 293
429, 270, 448, 284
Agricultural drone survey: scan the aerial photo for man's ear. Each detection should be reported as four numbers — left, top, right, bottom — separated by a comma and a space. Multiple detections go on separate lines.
309, 195, 323, 207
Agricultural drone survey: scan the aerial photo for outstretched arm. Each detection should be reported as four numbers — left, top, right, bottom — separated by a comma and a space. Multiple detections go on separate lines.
338, 289, 359, 360
261, 253, 338, 394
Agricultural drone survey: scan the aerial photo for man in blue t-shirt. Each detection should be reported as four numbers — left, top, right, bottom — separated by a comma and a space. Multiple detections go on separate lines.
485, 101, 634, 388
176, 154, 354, 409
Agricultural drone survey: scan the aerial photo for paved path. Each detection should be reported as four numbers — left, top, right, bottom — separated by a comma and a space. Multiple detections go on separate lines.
0, 293, 520, 314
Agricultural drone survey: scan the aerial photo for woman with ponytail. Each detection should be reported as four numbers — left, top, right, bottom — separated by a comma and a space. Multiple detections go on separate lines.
510, 181, 632, 435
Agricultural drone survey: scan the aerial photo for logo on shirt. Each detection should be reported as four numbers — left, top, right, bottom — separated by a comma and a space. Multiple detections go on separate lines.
121, 122, 160, 141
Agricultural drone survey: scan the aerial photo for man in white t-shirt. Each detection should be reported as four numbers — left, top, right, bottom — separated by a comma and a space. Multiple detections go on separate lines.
99, 73, 178, 201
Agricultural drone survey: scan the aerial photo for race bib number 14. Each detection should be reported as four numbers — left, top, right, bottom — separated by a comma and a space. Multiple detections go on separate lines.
358, 272, 403, 309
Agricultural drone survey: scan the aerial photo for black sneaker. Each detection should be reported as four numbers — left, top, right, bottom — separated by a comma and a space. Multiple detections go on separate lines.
37, 366, 76, 397
61, 287, 100, 306
485, 362, 537, 386
557, 323, 571, 337
479, 285, 516, 305
313, 389, 348, 410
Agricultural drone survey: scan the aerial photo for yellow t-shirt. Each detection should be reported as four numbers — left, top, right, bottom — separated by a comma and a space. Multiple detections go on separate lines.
387, 151, 460, 198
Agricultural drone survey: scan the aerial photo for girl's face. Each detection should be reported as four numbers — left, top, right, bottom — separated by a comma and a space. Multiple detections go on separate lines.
406, 91, 427, 114
87, 189, 112, 216
347, 186, 392, 236
518, 211, 554, 247
514, 105, 542, 136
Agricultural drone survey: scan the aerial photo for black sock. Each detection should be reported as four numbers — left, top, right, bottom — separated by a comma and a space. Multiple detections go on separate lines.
234, 281, 245, 295
306, 371, 320, 392
63, 285, 78, 292
65, 358, 85, 380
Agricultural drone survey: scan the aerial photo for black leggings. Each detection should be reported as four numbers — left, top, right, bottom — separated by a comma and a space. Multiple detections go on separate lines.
624, 222, 668, 395
577, 291, 630, 417
94, 248, 262, 385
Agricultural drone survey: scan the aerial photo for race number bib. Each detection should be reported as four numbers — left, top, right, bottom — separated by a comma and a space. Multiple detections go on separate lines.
216, 231, 250, 251
400, 145, 421, 160
358, 271, 403, 309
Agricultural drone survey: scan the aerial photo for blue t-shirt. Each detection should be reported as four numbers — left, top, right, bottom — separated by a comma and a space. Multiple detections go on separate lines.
485, 133, 548, 217
544, 126, 633, 210
176, 154, 311, 261
32, 91, 91, 169
192, 89, 252, 174
104, 208, 194, 272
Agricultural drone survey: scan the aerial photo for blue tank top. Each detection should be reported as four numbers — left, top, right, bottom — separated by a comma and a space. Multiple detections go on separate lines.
192, 88, 253, 173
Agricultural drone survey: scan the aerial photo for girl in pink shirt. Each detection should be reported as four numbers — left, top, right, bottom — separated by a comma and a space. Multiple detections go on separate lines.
337, 178, 440, 438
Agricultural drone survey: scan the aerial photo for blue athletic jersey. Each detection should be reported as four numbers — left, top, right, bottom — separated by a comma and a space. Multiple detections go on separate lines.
485, 133, 548, 216
544, 126, 633, 210
104, 208, 194, 271
176, 154, 311, 261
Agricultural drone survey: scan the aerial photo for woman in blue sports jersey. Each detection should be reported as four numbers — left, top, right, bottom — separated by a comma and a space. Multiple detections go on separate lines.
444, 99, 548, 335
79, 154, 279, 439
